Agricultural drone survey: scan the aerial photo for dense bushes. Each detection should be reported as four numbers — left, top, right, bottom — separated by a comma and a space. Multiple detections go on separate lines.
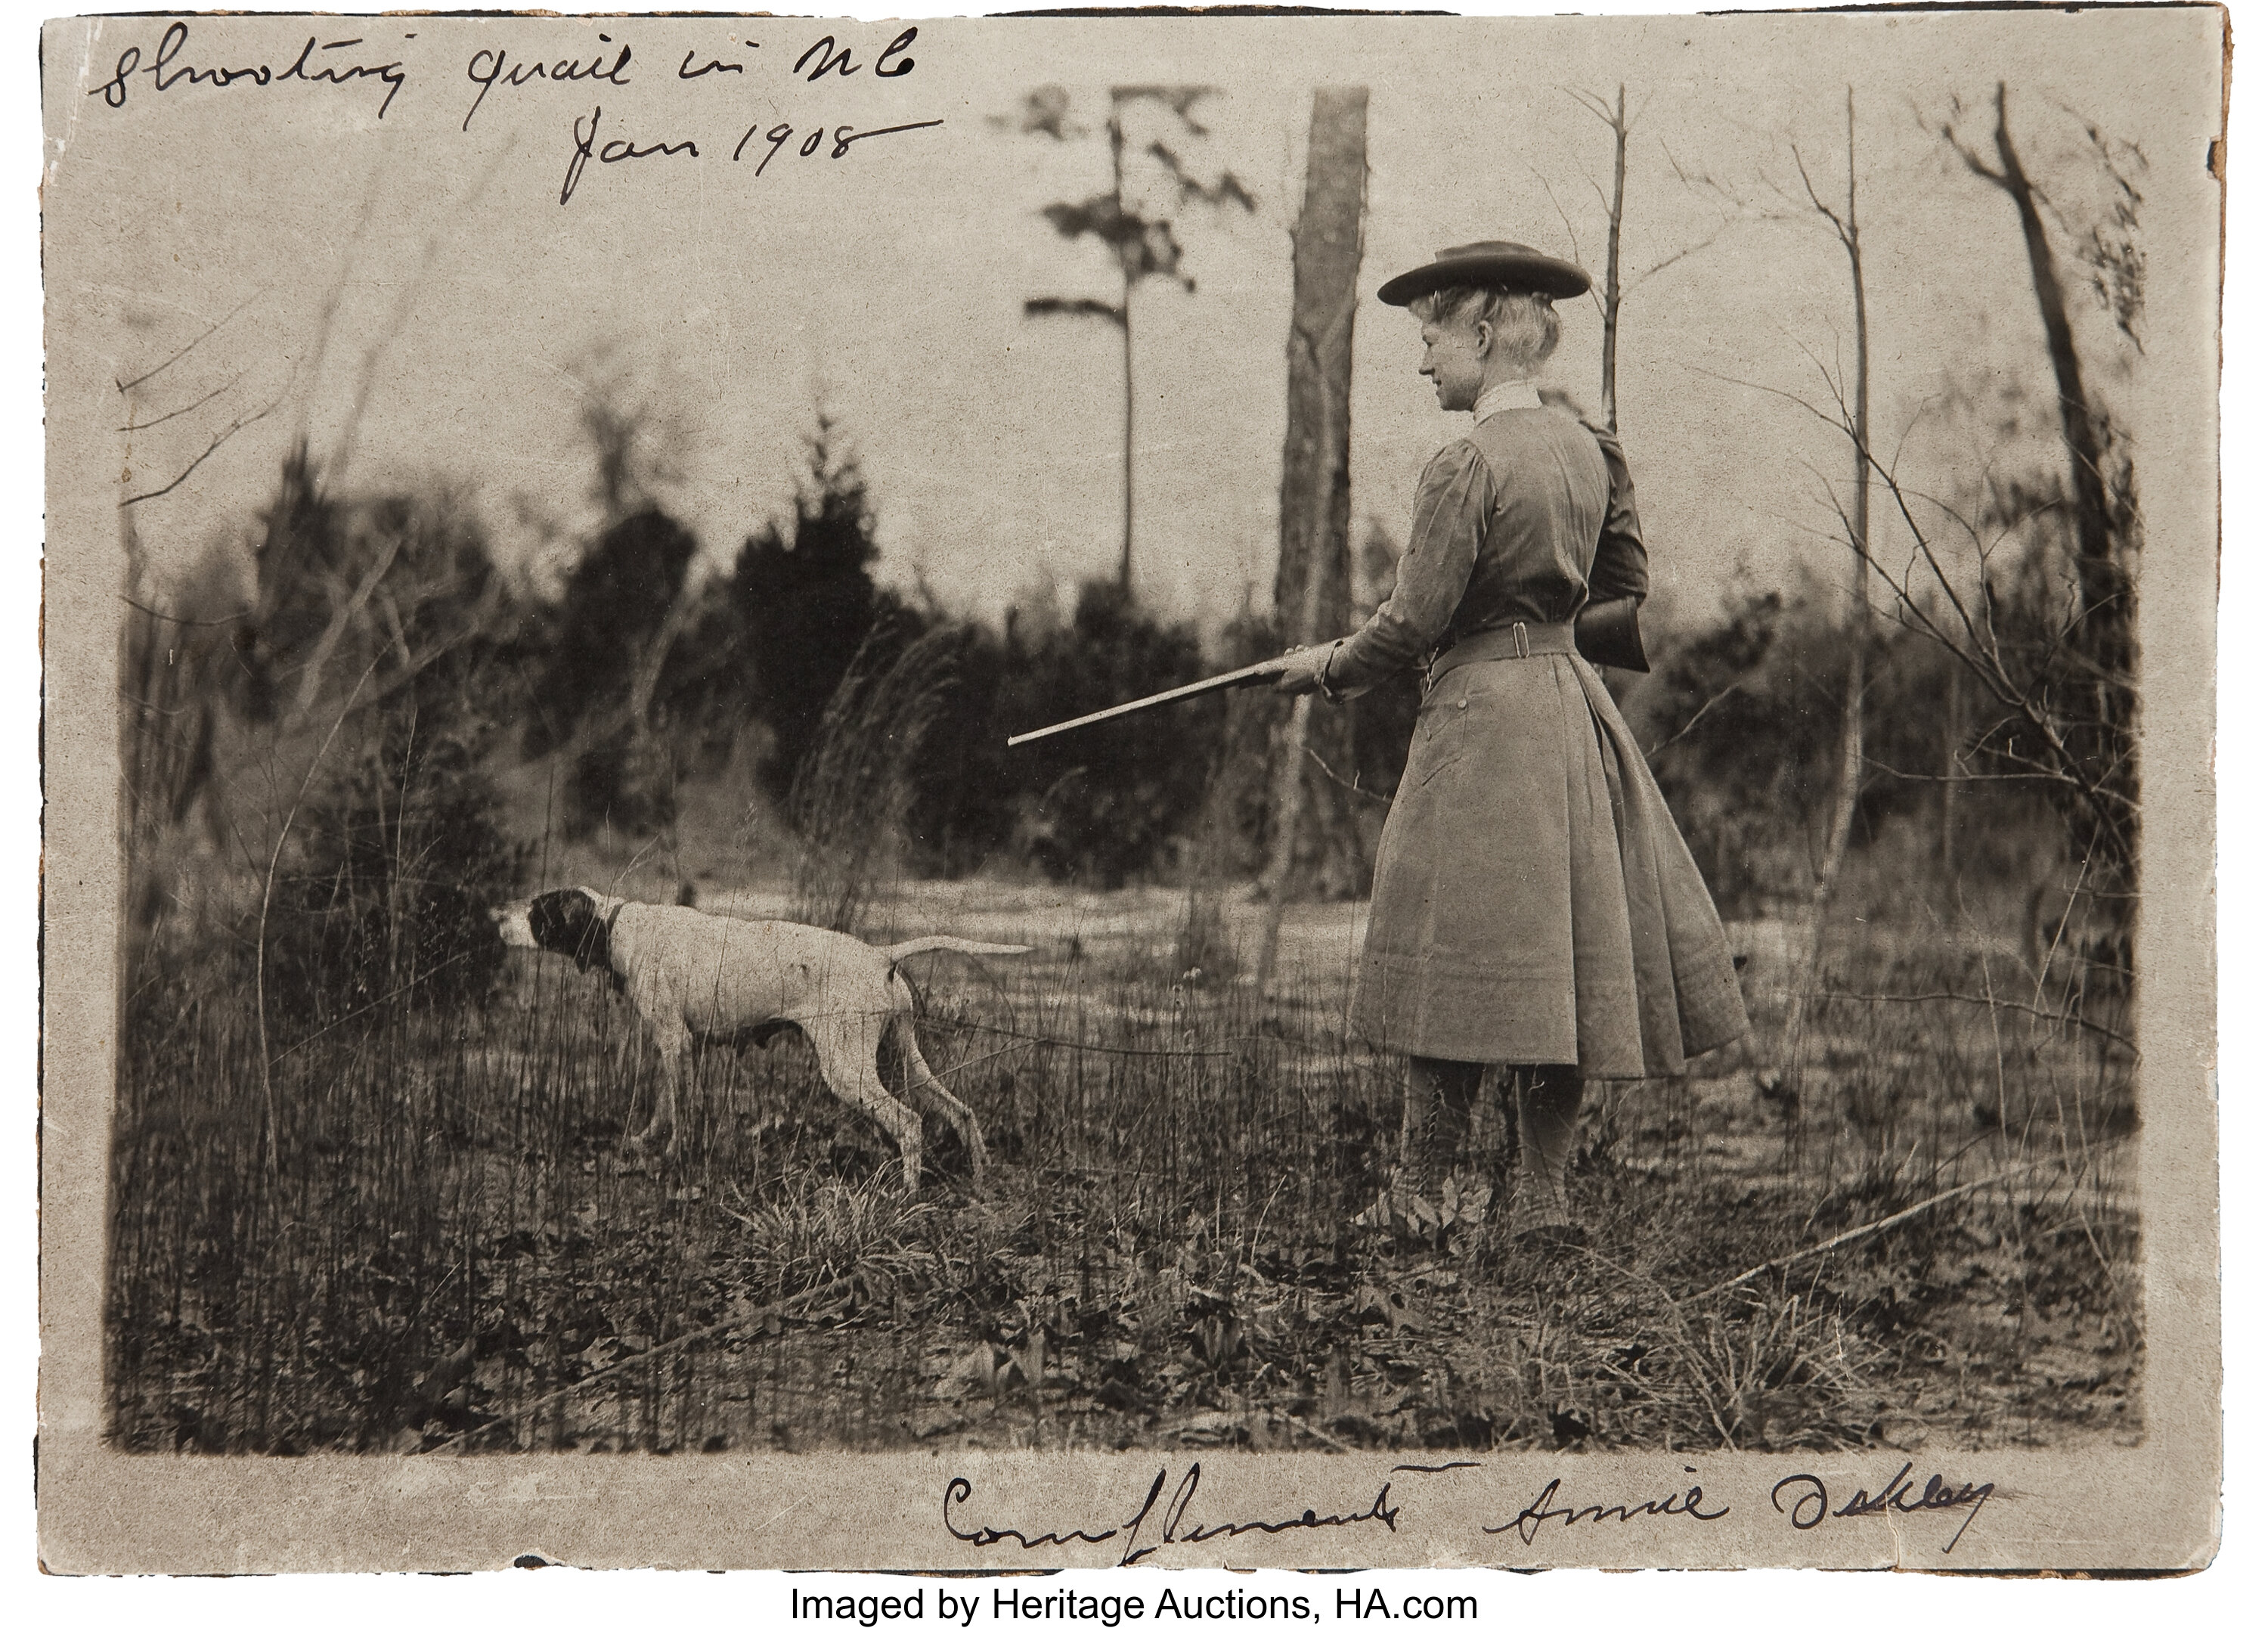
903, 581, 1217, 885
722, 419, 901, 802
1633, 580, 2056, 919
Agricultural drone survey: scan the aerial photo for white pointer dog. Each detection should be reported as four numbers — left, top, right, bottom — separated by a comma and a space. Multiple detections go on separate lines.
491, 886, 1028, 1189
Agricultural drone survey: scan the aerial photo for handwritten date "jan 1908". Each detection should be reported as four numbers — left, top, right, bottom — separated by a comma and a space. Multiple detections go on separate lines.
559, 104, 943, 203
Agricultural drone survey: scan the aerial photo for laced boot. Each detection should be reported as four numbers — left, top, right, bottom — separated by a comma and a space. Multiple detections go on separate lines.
1358, 1058, 1479, 1242
1505, 1065, 1587, 1248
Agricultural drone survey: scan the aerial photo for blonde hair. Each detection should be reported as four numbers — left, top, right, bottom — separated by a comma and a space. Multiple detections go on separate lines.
1411, 285, 1561, 374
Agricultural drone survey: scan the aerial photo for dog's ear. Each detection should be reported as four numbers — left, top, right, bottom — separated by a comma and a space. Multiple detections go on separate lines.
528, 888, 613, 976
528, 889, 585, 959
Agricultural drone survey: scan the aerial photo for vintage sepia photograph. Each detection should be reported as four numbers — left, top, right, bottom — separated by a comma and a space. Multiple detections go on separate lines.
37, 3, 2225, 1573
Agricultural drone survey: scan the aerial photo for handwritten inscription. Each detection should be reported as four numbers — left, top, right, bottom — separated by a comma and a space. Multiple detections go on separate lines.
944, 1461, 1402, 1568
1773, 1461, 1997, 1555
85, 20, 940, 199
941, 1458, 2000, 1561
460, 26, 919, 130
795, 30, 919, 81
1485, 1474, 1730, 1546
559, 107, 699, 206
463, 36, 634, 131
89, 21, 408, 118
731, 118, 947, 175
556, 105, 940, 203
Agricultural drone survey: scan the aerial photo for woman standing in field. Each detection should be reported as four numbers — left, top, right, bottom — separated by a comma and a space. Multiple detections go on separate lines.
1275, 240, 1748, 1246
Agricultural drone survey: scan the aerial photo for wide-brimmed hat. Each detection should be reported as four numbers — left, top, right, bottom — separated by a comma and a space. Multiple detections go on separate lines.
1377, 240, 1591, 306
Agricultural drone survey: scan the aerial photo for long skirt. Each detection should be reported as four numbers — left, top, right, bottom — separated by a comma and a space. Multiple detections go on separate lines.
1351, 650, 1749, 1074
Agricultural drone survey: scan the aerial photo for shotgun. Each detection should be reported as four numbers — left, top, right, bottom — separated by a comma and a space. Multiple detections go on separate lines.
1006, 599, 1649, 749
1006, 655, 1294, 748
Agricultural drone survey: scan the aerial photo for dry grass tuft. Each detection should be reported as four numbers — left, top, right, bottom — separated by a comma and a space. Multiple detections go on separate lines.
785, 627, 959, 937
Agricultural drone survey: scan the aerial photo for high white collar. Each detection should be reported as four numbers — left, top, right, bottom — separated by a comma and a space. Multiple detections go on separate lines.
1473, 380, 1541, 421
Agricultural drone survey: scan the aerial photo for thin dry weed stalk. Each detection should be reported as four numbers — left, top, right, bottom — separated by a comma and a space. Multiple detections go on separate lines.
785, 627, 960, 936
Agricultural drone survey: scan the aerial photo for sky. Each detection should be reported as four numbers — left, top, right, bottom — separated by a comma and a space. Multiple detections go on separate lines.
47, 8, 2221, 643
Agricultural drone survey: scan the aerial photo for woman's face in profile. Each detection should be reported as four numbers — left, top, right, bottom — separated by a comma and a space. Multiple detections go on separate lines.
1416, 309, 1488, 413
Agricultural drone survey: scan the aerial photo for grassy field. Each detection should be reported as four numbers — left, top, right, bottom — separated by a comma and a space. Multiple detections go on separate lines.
106, 870, 2139, 1457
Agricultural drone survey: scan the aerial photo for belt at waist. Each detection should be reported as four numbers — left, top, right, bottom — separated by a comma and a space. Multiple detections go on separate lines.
1427, 621, 1579, 685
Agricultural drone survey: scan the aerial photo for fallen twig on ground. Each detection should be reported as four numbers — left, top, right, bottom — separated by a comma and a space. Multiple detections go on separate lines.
1675, 1152, 2074, 1307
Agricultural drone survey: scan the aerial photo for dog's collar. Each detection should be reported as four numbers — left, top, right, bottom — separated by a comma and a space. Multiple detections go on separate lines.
595, 899, 630, 988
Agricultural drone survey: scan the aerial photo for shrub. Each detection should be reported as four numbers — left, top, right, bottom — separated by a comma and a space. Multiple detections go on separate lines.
265, 699, 526, 1034
1640, 589, 1839, 914
524, 506, 699, 763
564, 723, 678, 842
727, 416, 898, 801
888, 583, 1222, 886
989, 580, 1216, 887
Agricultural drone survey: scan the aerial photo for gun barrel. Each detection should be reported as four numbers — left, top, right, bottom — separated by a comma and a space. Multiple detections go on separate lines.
1006, 657, 1290, 748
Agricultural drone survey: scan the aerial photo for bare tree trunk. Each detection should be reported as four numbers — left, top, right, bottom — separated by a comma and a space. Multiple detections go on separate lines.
1254, 88, 1368, 994
1979, 85, 2118, 617
1776, 88, 1871, 1096
1111, 101, 1137, 595
1600, 85, 1627, 433
1119, 290, 1136, 595
1944, 83, 2137, 901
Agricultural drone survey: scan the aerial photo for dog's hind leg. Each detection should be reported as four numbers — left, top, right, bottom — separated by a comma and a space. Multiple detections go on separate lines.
889, 1013, 988, 1188
808, 1012, 925, 1192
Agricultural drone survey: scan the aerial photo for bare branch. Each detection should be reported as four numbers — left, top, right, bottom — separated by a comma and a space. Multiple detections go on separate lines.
1563, 86, 1619, 129
1628, 223, 1730, 289
1023, 295, 1128, 327
1816, 988, 2133, 1052
116, 370, 246, 433
119, 386, 289, 510
1678, 1155, 2077, 1306
116, 286, 265, 395
1303, 746, 1390, 806
1523, 164, 1605, 318
119, 595, 247, 628
1939, 97, 2010, 191
1680, 361, 2012, 700
1644, 673, 1749, 762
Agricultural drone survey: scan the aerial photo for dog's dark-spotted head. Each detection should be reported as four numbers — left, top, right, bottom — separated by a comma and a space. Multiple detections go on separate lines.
500, 887, 615, 976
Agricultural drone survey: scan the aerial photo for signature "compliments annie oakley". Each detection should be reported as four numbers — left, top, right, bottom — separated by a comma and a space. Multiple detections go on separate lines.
943, 1459, 1997, 1563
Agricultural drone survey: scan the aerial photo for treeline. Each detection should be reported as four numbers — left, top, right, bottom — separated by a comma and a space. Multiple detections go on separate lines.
122, 406, 2090, 1044
514, 417, 1255, 885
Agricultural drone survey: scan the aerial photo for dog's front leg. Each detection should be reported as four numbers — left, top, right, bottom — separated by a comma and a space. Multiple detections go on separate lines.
617, 1023, 660, 1150
621, 1003, 689, 1159
646, 1025, 689, 1159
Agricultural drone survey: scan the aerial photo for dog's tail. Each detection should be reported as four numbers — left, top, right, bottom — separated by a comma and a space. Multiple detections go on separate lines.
879, 936, 1033, 964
